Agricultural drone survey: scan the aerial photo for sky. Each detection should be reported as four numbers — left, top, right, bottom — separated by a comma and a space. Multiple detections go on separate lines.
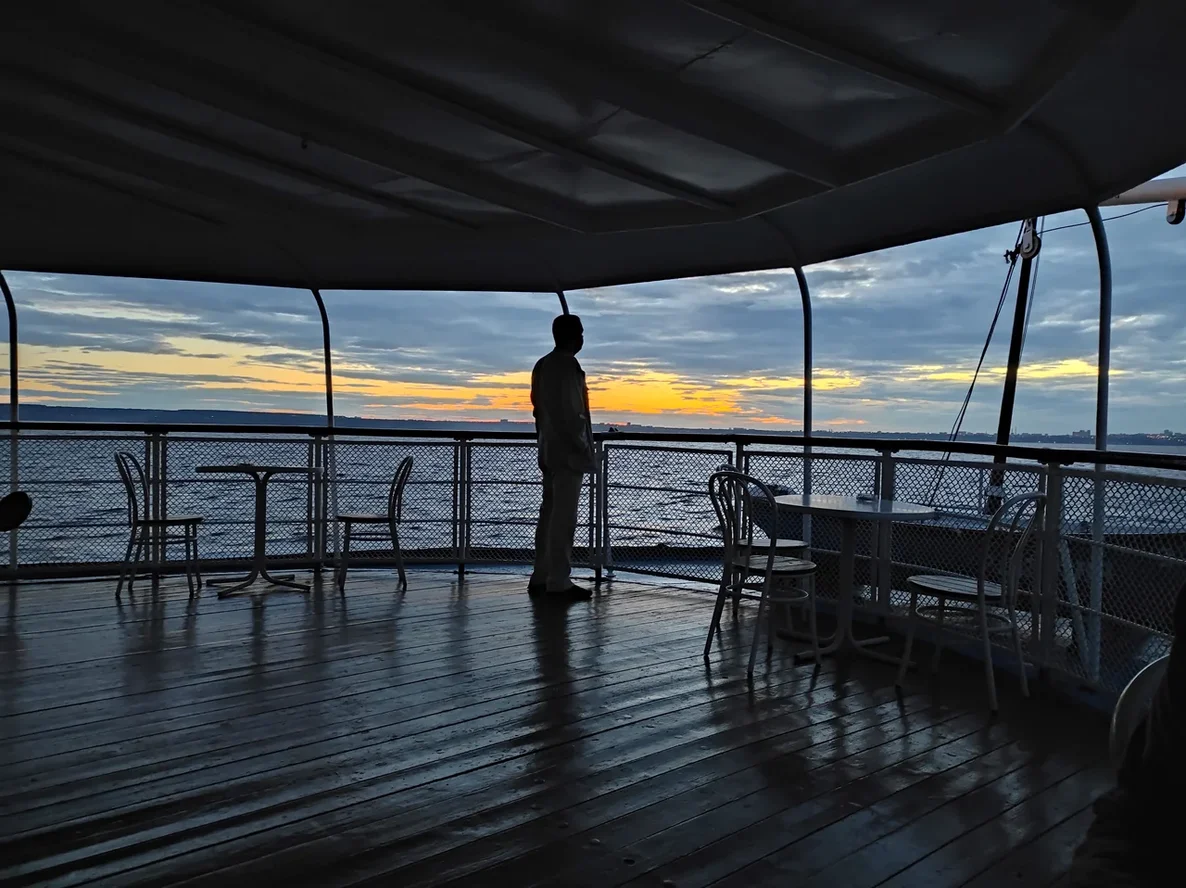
3, 166, 1186, 434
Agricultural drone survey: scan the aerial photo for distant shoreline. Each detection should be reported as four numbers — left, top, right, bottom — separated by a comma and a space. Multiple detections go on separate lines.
4, 404, 1184, 448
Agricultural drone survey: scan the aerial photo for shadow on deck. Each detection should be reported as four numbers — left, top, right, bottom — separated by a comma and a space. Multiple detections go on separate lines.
0, 568, 1110, 887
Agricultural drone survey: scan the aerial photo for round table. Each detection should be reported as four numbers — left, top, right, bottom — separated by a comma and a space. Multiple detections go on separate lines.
774, 494, 937, 662
197, 464, 322, 596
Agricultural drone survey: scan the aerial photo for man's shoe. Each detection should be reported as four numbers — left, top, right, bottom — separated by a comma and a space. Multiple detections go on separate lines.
527, 581, 547, 597
554, 584, 593, 602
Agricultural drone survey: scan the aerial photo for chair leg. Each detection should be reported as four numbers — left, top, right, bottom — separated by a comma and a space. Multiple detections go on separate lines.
807, 578, 821, 666
1009, 605, 1029, 698
731, 567, 742, 618
127, 529, 146, 596
183, 525, 200, 599
979, 605, 999, 712
930, 595, 946, 673
391, 523, 407, 592
180, 530, 195, 598
116, 528, 136, 601
748, 584, 770, 678
704, 577, 729, 660
191, 524, 203, 589
896, 590, 918, 689
337, 522, 351, 593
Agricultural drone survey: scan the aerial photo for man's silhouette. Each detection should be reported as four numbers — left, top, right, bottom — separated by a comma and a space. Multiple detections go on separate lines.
528, 315, 594, 601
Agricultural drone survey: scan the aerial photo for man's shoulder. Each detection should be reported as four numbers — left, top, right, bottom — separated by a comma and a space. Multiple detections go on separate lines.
535, 350, 580, 372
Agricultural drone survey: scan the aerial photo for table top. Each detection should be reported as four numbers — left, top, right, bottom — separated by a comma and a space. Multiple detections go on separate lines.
196, 464, 321, 475
774, 493, 936, 521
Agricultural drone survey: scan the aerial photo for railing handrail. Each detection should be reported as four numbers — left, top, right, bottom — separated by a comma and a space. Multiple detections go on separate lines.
5, 420, 1186, 473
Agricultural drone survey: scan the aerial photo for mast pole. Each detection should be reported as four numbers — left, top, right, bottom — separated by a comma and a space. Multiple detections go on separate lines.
986, 218, 1039, 514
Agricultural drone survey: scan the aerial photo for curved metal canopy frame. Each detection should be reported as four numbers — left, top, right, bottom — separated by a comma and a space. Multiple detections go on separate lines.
0, 194, 1120, 577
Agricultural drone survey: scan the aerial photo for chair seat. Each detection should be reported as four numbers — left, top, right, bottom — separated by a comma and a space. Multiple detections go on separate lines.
733, 554, 816, 575
337, 512, 390, 523
746, 537, 807, 551
144, 515, 203, 526
907, 574, 1002, 599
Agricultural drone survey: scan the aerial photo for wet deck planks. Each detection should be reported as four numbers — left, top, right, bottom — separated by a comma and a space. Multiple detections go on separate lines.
0, 569, 1110, 886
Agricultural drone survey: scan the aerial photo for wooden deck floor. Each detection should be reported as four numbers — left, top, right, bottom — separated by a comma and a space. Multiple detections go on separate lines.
0, 569, 1111, 887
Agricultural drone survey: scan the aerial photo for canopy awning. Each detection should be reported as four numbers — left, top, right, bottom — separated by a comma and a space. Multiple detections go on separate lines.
2, 0, 1184, 291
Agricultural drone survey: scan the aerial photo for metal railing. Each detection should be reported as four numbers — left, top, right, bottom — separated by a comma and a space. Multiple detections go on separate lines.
3, 420, 1185, 700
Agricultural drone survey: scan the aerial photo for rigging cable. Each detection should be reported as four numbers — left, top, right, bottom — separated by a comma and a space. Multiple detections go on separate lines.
1041, 203, 1165, 234
928, 203, 1165, 504
927, 221, 1025, 504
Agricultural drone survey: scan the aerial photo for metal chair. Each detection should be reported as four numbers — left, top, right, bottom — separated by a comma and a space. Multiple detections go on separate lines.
114, 452, 203, 600
712, 464, 807, 616
336, 456, 413, 593
895, 492, 1044, 711
1109, 654, 1170, 770
706, 469, 819, 676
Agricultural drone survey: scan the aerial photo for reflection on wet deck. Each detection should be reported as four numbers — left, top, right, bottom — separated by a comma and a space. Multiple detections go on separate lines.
0, 569, 1109, 886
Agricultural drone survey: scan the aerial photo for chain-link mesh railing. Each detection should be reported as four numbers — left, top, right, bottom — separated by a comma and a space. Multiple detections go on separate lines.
744, 447, 882, 607
166, 434, 314, 562
603, 443, 733, 583
3, 424, 1182, 699
1055, 466, 1186, 694
891, 458, 1046, 643
11, 432, 147, 567
331, 437, 461, 564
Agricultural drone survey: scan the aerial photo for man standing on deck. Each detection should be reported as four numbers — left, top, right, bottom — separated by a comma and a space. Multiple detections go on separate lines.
528, 314, 595, 602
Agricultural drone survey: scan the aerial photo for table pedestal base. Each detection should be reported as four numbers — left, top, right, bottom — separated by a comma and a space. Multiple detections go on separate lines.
201, 468, 313, 597
778, 518, 901, 665
207, 567, 310, 597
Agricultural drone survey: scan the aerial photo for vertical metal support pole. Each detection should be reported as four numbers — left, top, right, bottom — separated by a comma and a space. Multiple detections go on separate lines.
588, 454, 599, 581
1039, 461, 1063, 670
877, 450, 896, 612
147, 432, 162, 584
305, 439, 315, 557
160, 432, 169, 568
460, 439, 470, 578
793, 265, 813, 546
312, 435, 326, 564
311, 288, 340, 574
1086, 204, 1111, 683
591, 439, 601, 581
1, 271, 18, 570
602, 444, 614, 574
556, 290, 570, 315
451, 440, 461, 563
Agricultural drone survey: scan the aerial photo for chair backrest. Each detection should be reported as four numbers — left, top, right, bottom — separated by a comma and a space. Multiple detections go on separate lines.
115, 451, 149, 526
708, 469, 779, 577
1109, 654, 1170, 770
0, 491, 33, 531
387, 456, 414, 524
978, 492, 1046, 606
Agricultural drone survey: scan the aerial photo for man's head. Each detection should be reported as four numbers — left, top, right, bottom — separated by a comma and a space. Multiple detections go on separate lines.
552, 314, 584, 354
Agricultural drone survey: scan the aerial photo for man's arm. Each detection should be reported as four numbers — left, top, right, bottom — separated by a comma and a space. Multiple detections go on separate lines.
537, 356, 593, 459
561, 360, 594, 459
